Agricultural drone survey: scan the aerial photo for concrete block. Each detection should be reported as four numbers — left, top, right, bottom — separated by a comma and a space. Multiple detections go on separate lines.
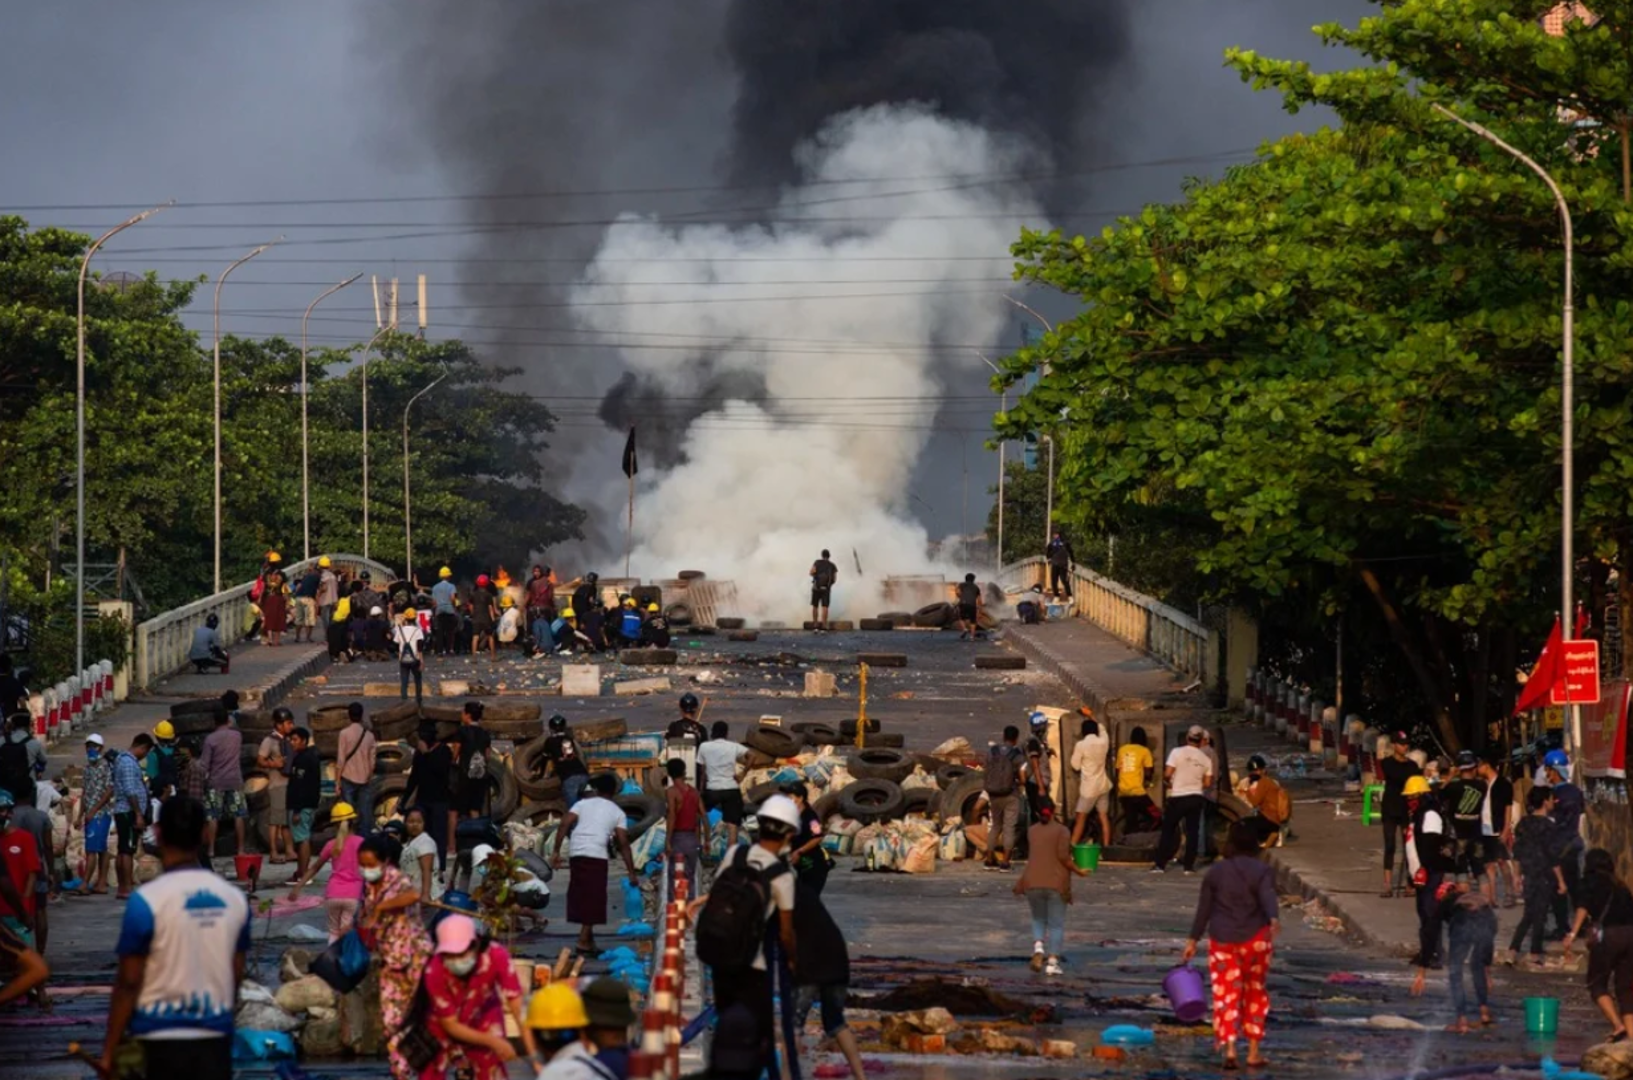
803, 672, 837, 698
1041, 1039, 1077, 1059
362, 682, 399, 697
974, 655, 1026, 670
621, 649, 677, 666
439, 679, 471, 697
614, 677, 672, 696
857, 652, 907, 668
561, 665, 602, 697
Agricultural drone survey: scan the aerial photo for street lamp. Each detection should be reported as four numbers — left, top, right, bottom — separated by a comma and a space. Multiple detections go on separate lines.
300, 273, 363, 561
1042, 434, 1055, 548
75, 201, 172, 675
1000, 294, 1054, 337
976, 352, 1007, 574
213, 238, 281, 593
403, 363, 449, 585
1431, 103, 1578, 754
360, 324, 391, 559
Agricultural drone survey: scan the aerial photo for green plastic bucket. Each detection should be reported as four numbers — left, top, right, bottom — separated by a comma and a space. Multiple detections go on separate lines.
1073, 844, 1101, 871
1524, 996, 1559, 1035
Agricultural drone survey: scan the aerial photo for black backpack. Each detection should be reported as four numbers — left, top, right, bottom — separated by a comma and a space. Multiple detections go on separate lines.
985, 744, 1020, 796
696, 845, 788, 973
0, 738, 32, 806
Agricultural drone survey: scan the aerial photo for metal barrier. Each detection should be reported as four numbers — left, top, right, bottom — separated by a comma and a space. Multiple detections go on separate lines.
132, 553, 393, 690
632, 861, 704, 1079
999, 555, 1218, 682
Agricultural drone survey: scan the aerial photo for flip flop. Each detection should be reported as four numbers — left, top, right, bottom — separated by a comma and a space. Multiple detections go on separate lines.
1246, 1061, 1269, 1070
1223, 1059, 1240, 1072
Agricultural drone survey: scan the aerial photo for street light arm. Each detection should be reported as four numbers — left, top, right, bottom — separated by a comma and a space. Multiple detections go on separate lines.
402, 363, 450, 584
1000, 295, 1054, 334
300, 272, 363, 561
1430, 105, 1574, 251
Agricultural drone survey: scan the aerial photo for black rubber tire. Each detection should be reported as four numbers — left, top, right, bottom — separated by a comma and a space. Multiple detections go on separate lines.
870, 733, 905, 749
745, 781, 783, 805
859, 618, 894, 631
517, 768, 564, 802
837, 779, 907, 823
745, 726, 803, 758
170, 711, 221, 738
935, 764, 974, 790
902, 787, 939, 817
937, 771, 988, 825
847, 748, 913, 784
375, 744, 412, 775
420, 705, 464, 724
374, 774, 409, 827
790, 722, 841, 746
880, 612, 913, 624
517, 800, 567, 826
717, 617, 746, 630
641, 766, 667, 799
614, 793, 663, 840
514, 732, 550, 778
912, 602, 956, 628
485, 755, 520, 823
170, 698, 226, 719
677, 570, 707, 581
665, 603, 693, 627
372, 702, 421, 741
812, 792, 844, 821
574, 718, 628, 743
729, 630, 759, 643
482, 703, 542, 724
741, 749, 775, 770
236, 709, 275, 737
839, 718, 881, 736
308, 705, 352, 732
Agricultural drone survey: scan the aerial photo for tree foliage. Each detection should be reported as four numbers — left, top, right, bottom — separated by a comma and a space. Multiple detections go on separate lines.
0, 215, 584, 622
998, 1, 1633, 748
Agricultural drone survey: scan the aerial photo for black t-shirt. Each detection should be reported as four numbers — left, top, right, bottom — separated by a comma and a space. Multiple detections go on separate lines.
812, 560, 837, 588
1578, 874, 1633, 929
1379, 755, 1421, 820
571, 585, 596, 616
1486, 775, 1514, 830
1553, 782, 1586, 835
288, 748, 323, 811
0, 675, 27, 717
666, 718, 708, 743
957, 582, 980, 606
791, 881, 849, 986
544, 733, 588, 779
1440, 777, 1487, 840
404, 742, 452, 804
457, 724, 493, 788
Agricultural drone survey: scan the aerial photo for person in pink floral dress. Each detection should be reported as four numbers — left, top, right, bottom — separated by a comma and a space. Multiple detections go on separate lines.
420, 914, 535, 1080
357, 835, 432, 1080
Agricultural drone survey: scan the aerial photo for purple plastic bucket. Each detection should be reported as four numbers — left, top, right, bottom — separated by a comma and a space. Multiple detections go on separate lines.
1163, 964, 1208, 1023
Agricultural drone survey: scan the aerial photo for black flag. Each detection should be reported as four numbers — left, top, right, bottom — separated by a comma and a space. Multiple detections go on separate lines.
621, 426, 638, 478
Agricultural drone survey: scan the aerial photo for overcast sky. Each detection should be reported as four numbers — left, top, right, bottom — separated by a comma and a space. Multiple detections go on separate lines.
4, 0, 1371, 543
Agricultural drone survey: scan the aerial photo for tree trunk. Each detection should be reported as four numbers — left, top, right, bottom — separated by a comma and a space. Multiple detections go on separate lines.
1357, 564, 1464, 753
1468, 625, 1491, 756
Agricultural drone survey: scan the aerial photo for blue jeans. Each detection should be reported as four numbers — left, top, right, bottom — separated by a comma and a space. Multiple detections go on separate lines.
563, 773, 589, 807
532, 618, 555, 652
341, 779, 374, 833
1027, 888, 1066, 957
1448, 908, 1497, 1019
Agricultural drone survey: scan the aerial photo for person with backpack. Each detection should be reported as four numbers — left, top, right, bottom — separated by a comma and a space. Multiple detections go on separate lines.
550, 773, 637, 957
983, 726, 1025, 871
394, 608, 426, 703
693, 794, 800, 1080
1238, 755, 1290, 845
809, 549, 839, 631
453, 701, 493, 844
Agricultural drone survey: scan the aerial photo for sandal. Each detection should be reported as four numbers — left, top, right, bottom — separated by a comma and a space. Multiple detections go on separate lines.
1223, 1058, 1240, 1072
1609, 1031, 1628, 1044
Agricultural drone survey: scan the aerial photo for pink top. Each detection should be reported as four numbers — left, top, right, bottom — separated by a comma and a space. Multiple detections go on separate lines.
319, 833, 365, 901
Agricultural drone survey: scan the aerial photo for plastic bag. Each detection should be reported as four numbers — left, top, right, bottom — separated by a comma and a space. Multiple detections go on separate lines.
309, 929, 371, 993
233, 1030, 297, 1061
939, 827, 966, 861
826, 766, 856, 792
622, 878, 645, 923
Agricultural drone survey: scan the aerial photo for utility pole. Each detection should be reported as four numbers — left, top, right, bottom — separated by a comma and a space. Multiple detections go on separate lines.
213, 238, 281, 593
301, 273, 363, 562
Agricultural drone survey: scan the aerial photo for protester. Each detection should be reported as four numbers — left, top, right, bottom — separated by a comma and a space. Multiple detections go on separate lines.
1508, 786, 1567, 968
1, 715, 37, 809
698, 721, 750, 847
100, 796, 249, 1080
327, 585, 355, 662
1014, 796, 1088, 976
1563, 848, 1633, 1043
187, 613, 231, 674
1115, 725, 1159, 836
551, 773, 637, 956
1238, 755, 1290, 845
75, 733, 113, 895
1476, 755, 1518, 905
526, 982, 592, 1078
336, 702, 378, 830
525, 565, 557, 625
395, 608, 427, 702
291, 560, 322, 643
286, 800, 363, 942
954, 572, 985, 640
0, 790, 42, 951
499, 595, 524, 648
809, 548, 838, 630
1545, 749, 1586, 929
543, 714, 591, 807
983, 725, 1026, 871
665, 758, 706, 891
1379, 731, 1423, 898
453, 701, 494, 837
422, 913, 535, 1080
0, 657, 27, 718
1413, 881, 1497, 1033
1070, 713, 1111, 848
401, 807, 442, 903
667, 693, 710, 791
358, 834, 434, 1080
1045, 528, 1074, 598
403, 724, 453, 869
287, 727, 323, 880
1405, 775, 1453, 968
641, 603, 671, 648
784, 781, 829, 895
431, 566, 460, 656
1152, 726, 1213, 875
1440, 750, 1488, 883
260, 559, 290, 647
0, 896, 47, 1007
256, 707, 296, 864
792, 880, 866, 1080
146, 718, 180, 800
10, 791, 53, 953
1182, 822, 1280, 1071
110, 734, 153, 899
197, 707, 247, 861
316, 555, 339, 626
1024, 711, 1055, 823
363, 605, 392, 660
470, 573, 499, 658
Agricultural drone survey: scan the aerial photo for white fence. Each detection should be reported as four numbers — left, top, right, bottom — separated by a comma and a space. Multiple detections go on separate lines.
999, 555, 1218, 683
132, 553, 393, 690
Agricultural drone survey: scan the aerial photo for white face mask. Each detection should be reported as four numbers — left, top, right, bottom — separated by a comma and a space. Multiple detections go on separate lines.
445, 954, 477, 977
361, 867, 384, 884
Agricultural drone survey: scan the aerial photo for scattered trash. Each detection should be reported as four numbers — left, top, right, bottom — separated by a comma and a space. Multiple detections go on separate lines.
1325, 971, 1382, 987
283, 924, 329, 943
861, 979, 1042, 1020
1100, 1024, 1155, 1047
1367, 1015, 1426, 1031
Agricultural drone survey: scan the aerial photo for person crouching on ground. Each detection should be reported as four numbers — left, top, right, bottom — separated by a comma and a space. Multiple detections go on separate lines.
1237, 755, 1290, 846
1014, 796, 1088, 977
422, 914, 534, 1080
1412, 880, 1497, 1033
1182, 821, 1280, 1072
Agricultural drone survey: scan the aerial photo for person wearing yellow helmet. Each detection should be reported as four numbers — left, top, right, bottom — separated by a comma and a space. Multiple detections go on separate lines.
395, 607, 427, 704
525, 982, 589, 1071
317, 556, 340, 627
430, 566, 460, 657
537, 978, 635, 1078
1378, 730, 1422, 899
641, 602, 671, 649
1403, 772, 1450, 972
288, 798, 365, 942
497, 594, 522, 650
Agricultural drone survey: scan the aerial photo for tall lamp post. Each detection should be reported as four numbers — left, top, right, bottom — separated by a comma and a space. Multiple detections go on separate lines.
360, 324, 391, 559
1431, 103, 1578, 754
300, 273, 363, 561
976, 352, 1007, 574
213, 238, 281, 593
75, 201, 172, 676
402, 364, 449, 585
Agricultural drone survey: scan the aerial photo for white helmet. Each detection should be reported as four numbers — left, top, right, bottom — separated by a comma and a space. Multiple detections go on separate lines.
756, 794, 801, 832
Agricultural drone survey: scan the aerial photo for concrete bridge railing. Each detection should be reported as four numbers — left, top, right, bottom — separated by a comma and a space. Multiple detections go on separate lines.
133, 553, 393, 691
998, 555, 1218, 684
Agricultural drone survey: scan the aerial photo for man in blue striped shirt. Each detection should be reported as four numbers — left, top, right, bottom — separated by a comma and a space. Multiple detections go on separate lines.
109, 734, 153, 900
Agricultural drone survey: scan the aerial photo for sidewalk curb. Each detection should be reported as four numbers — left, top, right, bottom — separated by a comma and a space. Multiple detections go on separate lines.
244, 647, 332, 709
1263, 848, 1415, 958
1001, 624, 1111, 714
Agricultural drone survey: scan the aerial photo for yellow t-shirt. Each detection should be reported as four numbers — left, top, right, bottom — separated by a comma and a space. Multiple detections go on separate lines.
1116, 744, 1154, 797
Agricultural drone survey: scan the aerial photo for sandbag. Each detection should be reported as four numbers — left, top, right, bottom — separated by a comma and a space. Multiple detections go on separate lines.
631, 822, 667, 871
236, 1001, 301, 1033
826, 765, 856, 792
939, 827, 967, 862
275, 973, 337, 1014
826, 816, 863, 837
931, 736, 974, 761
900, 766, 935, 791
902, 835, 938, 874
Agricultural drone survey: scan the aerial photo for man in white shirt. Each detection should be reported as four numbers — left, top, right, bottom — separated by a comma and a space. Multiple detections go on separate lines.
697, 721, 750, 847
1069, 714, 1111, 848
1152, 726, 1214, 874
550, 773, 636, 956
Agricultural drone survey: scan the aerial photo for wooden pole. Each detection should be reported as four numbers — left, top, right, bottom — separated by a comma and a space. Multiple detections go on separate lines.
626, 472, 634, 579
856, 662, 869, 749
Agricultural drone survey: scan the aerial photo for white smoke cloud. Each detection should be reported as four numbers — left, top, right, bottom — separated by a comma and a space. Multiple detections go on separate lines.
569, 105, 1047, 621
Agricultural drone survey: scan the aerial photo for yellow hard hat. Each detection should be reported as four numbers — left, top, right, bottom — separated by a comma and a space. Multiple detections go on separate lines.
500, 595, 514, 608
647, 603, 660, 612
623, 597, 636, 608
329, 801, 358, 824
267, 551, 282, 563
439, 566, 452, 579
318, 556, 332, 568
153, 720, 176, 741
1402, 776, 1432, 797
562, 607, 576, 618
402, 608, 417, 619
526, 983, 589, 1032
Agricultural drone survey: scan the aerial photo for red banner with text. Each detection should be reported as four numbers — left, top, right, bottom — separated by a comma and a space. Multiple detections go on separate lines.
1579, 678, 1629, 780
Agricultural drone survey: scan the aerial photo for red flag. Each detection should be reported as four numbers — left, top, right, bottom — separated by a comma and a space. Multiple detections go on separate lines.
1514, 616, 1564, 715
1576, 605, 1591, 638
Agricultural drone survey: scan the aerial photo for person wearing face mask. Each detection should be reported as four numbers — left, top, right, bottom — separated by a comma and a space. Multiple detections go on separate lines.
74, 734, 113, 895
422, 913, 535, 1080
356, 834, 432, 1080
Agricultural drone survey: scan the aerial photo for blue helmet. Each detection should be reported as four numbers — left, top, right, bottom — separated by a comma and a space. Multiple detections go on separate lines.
0, 789, 13, 809
1544, 749, 1570, 770
441, 889, 479, 913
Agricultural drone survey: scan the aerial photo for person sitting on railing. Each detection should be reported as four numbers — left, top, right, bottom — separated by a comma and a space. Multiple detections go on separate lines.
187, 614, 230, 675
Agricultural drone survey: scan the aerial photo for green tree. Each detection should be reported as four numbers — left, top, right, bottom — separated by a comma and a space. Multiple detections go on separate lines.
997, 1, 1633, 749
